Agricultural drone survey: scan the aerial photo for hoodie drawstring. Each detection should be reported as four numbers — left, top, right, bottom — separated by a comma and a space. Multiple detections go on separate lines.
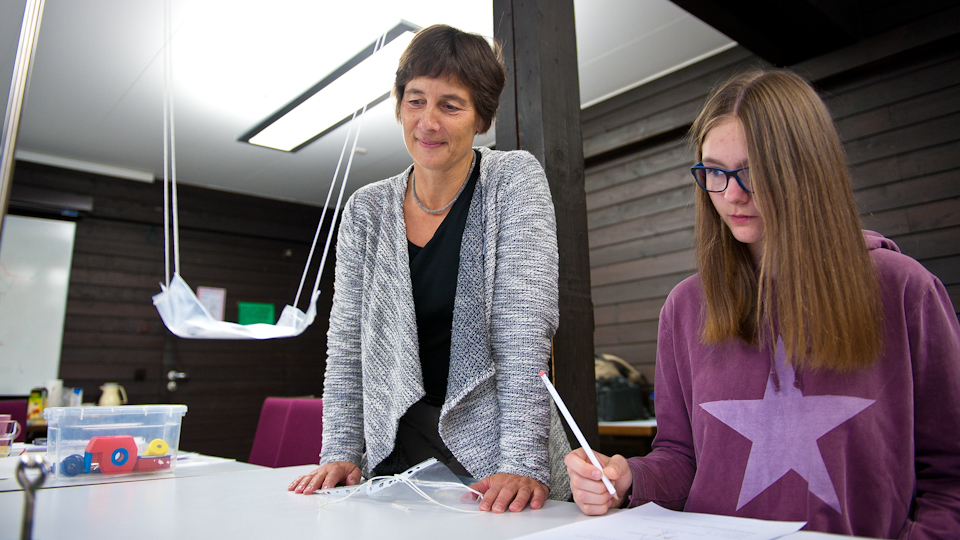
769, 347, 781, 393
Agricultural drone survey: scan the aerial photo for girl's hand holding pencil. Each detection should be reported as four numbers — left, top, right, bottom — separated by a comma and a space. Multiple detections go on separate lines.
564, 448, 633, 515
538, 371, 633, 515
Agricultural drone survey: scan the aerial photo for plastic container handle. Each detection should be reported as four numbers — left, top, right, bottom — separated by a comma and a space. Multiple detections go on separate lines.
118, 385, 128, 404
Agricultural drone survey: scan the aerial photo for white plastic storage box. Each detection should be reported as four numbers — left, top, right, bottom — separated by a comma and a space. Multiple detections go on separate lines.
43, 405, 187, 481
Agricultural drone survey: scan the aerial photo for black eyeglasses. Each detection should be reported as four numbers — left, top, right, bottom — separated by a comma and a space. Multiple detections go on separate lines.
691, 163, 753, 193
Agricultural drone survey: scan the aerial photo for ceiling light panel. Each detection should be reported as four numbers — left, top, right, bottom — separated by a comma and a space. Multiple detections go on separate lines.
240, 21, 417, 152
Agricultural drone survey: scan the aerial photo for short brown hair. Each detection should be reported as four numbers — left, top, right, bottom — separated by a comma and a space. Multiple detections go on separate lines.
394, 24, 505, 134
690, 69, 883, 371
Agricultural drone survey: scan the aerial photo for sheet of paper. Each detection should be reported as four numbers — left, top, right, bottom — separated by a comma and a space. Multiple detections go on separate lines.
517, 502, 805, 540
174, 451, 236, 468
197, 286, 227, 321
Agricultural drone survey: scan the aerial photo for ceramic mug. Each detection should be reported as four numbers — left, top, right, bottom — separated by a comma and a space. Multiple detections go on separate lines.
0, 419, 21, 457
98, 383, 128, 407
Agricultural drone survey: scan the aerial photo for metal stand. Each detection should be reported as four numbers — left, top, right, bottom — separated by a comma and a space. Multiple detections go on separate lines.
15, 454, 46, 540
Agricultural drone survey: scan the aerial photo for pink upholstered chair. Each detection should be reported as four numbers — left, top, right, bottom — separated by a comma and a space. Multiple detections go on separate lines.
248, 397, 323, 468
0, 400, 27, 443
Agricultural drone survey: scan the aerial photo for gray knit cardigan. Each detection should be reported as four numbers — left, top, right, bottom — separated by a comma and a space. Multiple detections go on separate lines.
320, 146, 570, 499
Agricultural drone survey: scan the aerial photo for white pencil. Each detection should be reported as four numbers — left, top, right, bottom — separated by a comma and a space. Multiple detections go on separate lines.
539, 371, 617, 496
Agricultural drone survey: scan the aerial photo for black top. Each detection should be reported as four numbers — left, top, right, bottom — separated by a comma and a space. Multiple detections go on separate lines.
407, 150, 481, 407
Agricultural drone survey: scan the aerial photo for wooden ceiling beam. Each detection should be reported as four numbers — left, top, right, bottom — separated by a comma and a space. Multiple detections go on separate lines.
670, 0, 860, 65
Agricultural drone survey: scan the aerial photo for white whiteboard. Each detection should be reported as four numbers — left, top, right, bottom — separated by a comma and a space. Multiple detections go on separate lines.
0, 215, 76, 394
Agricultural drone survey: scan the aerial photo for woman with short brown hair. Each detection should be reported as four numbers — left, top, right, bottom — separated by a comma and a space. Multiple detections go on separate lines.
290, 24, 570, 513
393, 23, 505, 134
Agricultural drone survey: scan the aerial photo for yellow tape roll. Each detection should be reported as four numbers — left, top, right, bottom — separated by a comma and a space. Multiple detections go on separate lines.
143, 439, 169, 456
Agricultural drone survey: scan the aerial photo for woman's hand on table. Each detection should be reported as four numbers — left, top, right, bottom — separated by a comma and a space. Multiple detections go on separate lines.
565, 448, 632, 515
288, 461, 361, 494
470, 473, 549, 513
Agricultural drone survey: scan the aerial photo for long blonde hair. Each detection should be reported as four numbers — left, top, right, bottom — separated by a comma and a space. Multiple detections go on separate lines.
690, 69, 883, 371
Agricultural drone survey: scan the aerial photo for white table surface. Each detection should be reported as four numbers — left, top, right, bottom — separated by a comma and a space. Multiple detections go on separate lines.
1, 464, 592, 540
0, 448, 263, 492
0, 463, 873, 540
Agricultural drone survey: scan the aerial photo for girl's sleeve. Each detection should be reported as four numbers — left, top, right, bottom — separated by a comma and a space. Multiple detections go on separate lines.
626, 294, 697, 510
903, 278, 960, 539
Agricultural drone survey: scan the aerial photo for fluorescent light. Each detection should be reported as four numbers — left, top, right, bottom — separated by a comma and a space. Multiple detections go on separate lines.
240, 21, 418, 152
15, 150, 155, 182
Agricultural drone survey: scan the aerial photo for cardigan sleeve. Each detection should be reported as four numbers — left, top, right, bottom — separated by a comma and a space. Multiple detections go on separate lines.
902, 277, 960, 539
488, 151, 559, 485
319, 196, 366, 467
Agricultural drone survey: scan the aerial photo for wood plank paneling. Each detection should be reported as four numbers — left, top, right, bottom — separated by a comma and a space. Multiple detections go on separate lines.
591, 249, 695, 288
582, 47, 767, 159
588, 202, 695, 249
861, 197, 960, 235
849, 140, 960, 191
585, 141, 689, 193
856, 171, 960, 215
587, 167, 690, 212
923, 255, 960, 284
10, 160, 334, 461
888, 228, 960, 260
949, 285, 960, 312
588, 187, 693, 230
594, 297, 669, 327
585, 19, 960, 377
595, 320, 659, 346
835, 83, 960, 144
589, 228, 694, 268
826, 57, 960, 119
844, 113, 960, 166
592, 272, 692, 307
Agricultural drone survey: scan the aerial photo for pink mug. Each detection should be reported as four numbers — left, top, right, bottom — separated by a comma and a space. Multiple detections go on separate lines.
0, 414, 18, 428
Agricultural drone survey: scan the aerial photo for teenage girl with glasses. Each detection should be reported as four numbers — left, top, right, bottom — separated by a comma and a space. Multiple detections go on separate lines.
566, 69, 960, 539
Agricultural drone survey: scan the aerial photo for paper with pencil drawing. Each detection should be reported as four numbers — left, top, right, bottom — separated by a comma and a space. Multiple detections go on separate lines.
517, 502, 805, 540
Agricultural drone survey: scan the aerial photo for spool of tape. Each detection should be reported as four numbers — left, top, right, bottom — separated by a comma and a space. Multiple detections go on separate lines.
143, 439, 169, 456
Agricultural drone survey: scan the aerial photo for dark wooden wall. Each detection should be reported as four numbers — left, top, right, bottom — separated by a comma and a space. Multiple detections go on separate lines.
10, 161, 334, 460
583, 21, 960, 380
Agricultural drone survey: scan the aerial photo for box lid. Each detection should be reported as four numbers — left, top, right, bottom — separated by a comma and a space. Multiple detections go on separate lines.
43, 404, 188, 420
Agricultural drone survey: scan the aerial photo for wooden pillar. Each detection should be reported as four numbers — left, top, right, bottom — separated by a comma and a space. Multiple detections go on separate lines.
494, 0, 598, 447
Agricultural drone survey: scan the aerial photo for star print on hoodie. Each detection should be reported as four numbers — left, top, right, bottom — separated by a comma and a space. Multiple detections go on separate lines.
700, 337, 874, 512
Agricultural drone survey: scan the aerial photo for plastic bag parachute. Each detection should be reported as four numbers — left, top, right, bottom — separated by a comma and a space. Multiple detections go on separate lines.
152, 10, 413, 339
314, 458, 483, 512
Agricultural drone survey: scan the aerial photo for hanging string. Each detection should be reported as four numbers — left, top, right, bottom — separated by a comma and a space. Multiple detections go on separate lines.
169, 8, 180, 280
310, 92, 372, 300
292, 110, 358, 309
161, 0, 170, 287
292, 30, 389, 311
163, 0, 180, 275
161, 0, 180, 286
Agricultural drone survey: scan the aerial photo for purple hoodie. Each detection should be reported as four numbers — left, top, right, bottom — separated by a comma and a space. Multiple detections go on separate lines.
627, 231, 960, 539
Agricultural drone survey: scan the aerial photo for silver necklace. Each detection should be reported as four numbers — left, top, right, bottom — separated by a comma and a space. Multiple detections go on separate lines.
411, 153, 476, 214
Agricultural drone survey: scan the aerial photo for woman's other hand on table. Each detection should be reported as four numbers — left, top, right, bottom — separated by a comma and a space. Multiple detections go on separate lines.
470, 473, 549, 513
565, 448, 632, 515
288, 461, 361, 494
